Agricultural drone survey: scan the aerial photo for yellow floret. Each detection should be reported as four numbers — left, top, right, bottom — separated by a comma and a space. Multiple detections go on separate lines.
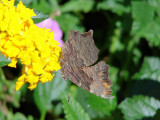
0, 0, 62, 91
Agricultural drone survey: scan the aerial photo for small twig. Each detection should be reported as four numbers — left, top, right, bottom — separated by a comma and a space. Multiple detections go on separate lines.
67, 79, 70, 102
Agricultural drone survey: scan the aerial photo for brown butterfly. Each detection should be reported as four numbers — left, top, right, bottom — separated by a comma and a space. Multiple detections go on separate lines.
61, 30, 113, 99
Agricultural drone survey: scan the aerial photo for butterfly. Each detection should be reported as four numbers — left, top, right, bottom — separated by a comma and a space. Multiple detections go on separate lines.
61, 30, 113, 99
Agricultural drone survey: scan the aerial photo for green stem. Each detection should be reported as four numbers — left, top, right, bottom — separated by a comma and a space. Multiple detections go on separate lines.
40, 111, 47, 120
120, 36, 139, 81
123, 36, 139, 69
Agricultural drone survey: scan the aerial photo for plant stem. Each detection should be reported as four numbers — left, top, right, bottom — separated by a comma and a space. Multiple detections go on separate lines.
40, 111, 46, 120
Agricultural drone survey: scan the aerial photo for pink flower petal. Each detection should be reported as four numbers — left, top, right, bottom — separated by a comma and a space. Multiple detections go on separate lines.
36, 18, 63, 47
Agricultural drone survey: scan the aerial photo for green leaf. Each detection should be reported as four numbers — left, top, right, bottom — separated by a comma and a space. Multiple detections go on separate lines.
133, 48, 142, 65
152, 109, 160, 120
55, 14, 85, 40
131, 1, 160, 47
52, 103, 63, 116
142, 20, 160, 47
0, 54, 11, 67
6, 112, 33, 120
34, 84, 51, 113
133, 57, 160, 82
109, 21, 124, 54
32, 9, 49, 24
132, 1, 154, 34
33, 70, 66, 113
0, 68, 4, 93
119, 95, 160, 120
61, 92, 91, 120
0, 111, 4, 120
76, 87, 117, 119
60, 0, 94, 13
79, 66, 117, 117
8, 83, 21, 108
50, 71, 67, 101
31, 0, 52, 14
9, 113, 27, 120
74, 64, 118, 119
88, 92, 117, 116
69, 85, 78, 98
97, 0, 130, 15
148, 0, 160, 17
49, 0, 60, 12
17, 0, 32, 6
76, 88, 105, 119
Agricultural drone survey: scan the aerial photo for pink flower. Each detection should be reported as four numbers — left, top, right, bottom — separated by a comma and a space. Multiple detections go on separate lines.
36, 18, 63, 47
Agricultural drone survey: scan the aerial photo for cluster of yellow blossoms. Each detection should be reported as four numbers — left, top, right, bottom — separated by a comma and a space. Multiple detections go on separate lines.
0, 0, 61, 90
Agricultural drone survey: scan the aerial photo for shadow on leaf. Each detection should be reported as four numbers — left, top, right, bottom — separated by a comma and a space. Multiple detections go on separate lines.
129, 79, 160, 100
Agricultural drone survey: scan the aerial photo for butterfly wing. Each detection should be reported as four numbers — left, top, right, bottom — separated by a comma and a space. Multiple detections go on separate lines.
61, 30, 113, 99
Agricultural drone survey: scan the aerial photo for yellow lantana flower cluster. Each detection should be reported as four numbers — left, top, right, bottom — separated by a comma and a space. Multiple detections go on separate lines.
0, 0, 61, 90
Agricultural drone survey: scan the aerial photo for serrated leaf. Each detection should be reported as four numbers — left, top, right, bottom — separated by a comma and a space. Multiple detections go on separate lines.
139, 20, 160, 47
32, 9, 49, 24
9, 113, 27, 120
119, 95, 160, 120
133, 57, 160, 82
152, 109, 160, 120
0, 54, 11, 67
76, 88, 105, 119
61, 92, 90, 120
55, 14, 85, 40
31, 0, 52, 14
75, 66, 118, 119
16, 0, 32, 6
97, 0, 130, 15
82, 66, 117, 117
131, 1, 160, 47
60, 0, 94, 13
76, 87, 117, 118
33, 70, 66, 113
148, 0, 160, 16
132, 1, 154, 34
88, 91, 117, 116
